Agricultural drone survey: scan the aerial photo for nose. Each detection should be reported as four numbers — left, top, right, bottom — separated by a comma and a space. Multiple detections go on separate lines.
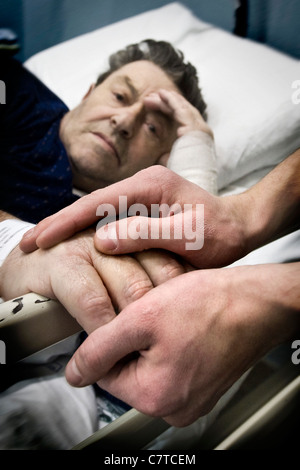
110, 103, 143, 139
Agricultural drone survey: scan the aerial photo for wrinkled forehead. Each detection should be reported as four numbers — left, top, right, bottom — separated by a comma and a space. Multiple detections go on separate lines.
105, 60, 180, 96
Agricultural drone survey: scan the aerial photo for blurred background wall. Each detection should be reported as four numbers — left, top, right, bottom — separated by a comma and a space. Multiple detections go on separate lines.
0, 0, 299, 62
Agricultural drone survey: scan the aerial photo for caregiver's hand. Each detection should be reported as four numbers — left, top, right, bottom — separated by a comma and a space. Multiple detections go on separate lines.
65, 262, 300, 426
20, 149, 300, 269
20, 167, 247, 268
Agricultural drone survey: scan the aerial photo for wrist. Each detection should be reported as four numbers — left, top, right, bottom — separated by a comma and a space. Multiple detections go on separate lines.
234, 189, 265, 256
236, 150, 300, 253
0, 219, 35, 267
168, 130, 217, 194
213, 194, 250, 264
178, 123, 214, 140
223, 263, 300, 368
234, 264, 300, 344
224, 188, 276, 258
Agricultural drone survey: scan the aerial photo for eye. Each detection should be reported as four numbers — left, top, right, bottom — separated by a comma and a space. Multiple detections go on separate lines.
114, 92, 125, 102
145, 112, 164, 139
148, 123, 157, 134
146, 120, 163, 139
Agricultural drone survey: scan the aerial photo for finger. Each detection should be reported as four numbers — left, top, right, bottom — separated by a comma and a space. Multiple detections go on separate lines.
50, 258, 116, 334
143, 92, 173, 116
19, 214, 59, 253
20, 166, 174, 252
158, 89, 185, 114
159, 89, 207, 128
65, 307, 149, 387
20, 190, 106, 253
94, 213, 197, 262
93, 252, 153, 312
134, 250, 186, 286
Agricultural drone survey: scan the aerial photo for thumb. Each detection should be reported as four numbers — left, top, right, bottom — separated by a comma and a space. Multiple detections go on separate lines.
94, 213, 197, 259
65, 308, 149, 387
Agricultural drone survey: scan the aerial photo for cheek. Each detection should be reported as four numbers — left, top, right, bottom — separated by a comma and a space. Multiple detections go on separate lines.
132, 144, 159, 168
84, 104, 114, 123
125, 150, 161, 178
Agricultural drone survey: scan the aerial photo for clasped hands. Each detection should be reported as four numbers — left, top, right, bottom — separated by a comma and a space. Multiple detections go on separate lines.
16, 165, 291, 428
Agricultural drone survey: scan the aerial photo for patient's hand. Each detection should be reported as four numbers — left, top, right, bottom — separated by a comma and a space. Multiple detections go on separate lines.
0, 229, 186, 334
144, 89, 213, 139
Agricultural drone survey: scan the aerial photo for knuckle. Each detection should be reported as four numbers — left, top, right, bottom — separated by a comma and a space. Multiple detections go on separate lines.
160, 259, 185, 281
78, 292, 113, 323
84, 293, 111, 313
137, 165, 168, 184
123, 277, 153, 303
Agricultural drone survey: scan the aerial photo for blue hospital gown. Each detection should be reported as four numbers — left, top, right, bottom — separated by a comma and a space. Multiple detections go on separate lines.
0, 56, 78, 224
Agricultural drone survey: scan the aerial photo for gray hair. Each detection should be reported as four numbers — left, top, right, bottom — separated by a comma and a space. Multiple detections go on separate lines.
96, 39, 207, 120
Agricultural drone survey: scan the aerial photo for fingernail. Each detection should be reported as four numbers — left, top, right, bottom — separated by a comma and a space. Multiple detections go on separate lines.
96, 224, 118, 250
22, 227, 35, 239
66, 358, 83, 386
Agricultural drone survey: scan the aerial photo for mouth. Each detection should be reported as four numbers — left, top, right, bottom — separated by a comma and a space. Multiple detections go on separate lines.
91, 132, 120, 164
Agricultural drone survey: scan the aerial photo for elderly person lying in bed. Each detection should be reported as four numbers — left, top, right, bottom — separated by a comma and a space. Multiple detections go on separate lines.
0, 39, 217, 449
0, 39, 215, 225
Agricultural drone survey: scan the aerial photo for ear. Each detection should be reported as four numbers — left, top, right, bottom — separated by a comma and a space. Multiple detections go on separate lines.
157, 152, 170, 167
81, 83, 96, 101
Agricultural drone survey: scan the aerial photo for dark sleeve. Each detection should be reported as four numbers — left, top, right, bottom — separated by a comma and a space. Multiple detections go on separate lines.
0, 56, 77, 224
0, 56, 68, 145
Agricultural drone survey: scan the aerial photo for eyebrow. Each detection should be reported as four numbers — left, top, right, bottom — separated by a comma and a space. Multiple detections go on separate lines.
115, 75, 174, 130
115, 75, 139, 100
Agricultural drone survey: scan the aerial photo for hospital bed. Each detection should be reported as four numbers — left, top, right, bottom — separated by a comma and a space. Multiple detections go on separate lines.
0, 1, 300, 450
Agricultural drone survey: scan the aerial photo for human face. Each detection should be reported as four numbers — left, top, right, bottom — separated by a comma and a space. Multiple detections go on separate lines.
60, 60, 180, 192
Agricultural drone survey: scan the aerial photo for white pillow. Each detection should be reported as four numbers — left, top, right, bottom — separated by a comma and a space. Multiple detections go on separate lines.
180, 29, 300, 190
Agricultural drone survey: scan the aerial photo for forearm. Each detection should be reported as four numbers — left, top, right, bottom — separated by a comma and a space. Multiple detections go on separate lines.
231, 262, 300, 349
233, 149, 300, 255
